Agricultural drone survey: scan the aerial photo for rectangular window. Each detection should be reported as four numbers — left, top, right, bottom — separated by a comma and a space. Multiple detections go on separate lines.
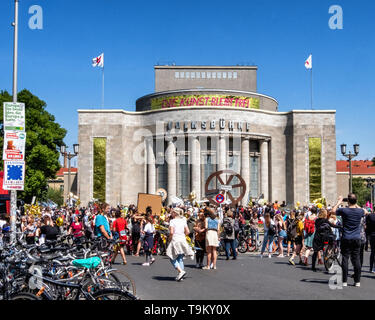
203, 154, 217, 192
309, 137, 322, 201
233, 72, 238, 79
223, 72, 227, 79
196, 72, 200, 79
178, 155, 190, 199
186, 72, 190, 79
191, 72, 195, 79
217, 72, 222, 79
212, 72, 216, 79
227, 155, 240, 197
93, 138, 106, 203
201, 72, 206, 79
180, 72, 185, 78
207, 72, 211, 79
228, 72, 233, 79
157, 163, 168, 192
175, 72, 179, 79
250, 157, 259, 199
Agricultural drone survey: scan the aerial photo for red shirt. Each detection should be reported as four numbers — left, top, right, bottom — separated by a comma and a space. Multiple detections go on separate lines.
112, 218, 128, 242
70, 222, 84, 238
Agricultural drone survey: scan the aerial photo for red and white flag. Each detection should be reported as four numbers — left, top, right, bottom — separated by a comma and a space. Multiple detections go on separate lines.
305, 54, 312, 69
92, 53, 104, 68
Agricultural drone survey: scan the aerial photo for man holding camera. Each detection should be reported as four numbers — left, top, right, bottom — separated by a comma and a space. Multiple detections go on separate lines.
333, 194, 367, 287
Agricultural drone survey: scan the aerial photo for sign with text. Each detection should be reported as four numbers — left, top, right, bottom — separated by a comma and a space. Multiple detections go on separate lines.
3, 160, 25, 190
3, 131, 26, 160
151, 95, 260, 110
3, 102, 25, 131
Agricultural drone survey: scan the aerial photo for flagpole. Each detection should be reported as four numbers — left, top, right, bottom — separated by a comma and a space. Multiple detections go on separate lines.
102, 66, 104, 109
311, 66, 313, 110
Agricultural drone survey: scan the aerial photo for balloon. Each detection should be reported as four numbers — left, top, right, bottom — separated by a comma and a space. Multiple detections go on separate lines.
56, 217, 64, 227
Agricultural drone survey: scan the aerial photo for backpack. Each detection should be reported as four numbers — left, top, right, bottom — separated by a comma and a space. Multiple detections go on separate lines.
304, 218, 315, 235
234, 219, 240, 232
223, 219, 233, 236
287, 219, 297, 239
268, 223, 276, 236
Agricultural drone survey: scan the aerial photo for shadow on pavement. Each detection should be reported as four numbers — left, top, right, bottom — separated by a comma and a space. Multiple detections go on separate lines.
152, 276, 178, 281
301, 278, 329, 284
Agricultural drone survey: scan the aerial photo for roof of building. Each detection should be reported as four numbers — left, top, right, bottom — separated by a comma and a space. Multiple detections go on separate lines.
56, 167, 78, 176
336, 160, 375, 174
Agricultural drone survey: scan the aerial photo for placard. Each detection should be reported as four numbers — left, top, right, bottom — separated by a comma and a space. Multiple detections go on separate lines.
3, 131, 26, 160
3, 160, 25, 190
137, 193, 162, 216
3, 102, 25, 131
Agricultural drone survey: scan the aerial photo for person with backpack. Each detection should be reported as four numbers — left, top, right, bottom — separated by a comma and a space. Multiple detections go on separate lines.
311, 209, 341, 272
222, 210, 237, 260
275, 214, 287, 257
260, 213, 276, 258
111, 209, 128, 265
288, 214, 305, 266
302, 207, 317, 266
286, 211, 297, 257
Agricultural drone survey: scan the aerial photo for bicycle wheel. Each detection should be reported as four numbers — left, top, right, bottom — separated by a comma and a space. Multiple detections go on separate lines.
238, 240, 248, 253
323, 244, 335, 271
324, 256, 335, 272
248, 239, 257, 252
109, 270, 136, 295
92, 288, 138, 300
10, 292, 41, 300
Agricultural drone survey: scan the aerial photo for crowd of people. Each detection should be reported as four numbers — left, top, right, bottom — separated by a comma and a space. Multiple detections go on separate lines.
0, 193, 374, 285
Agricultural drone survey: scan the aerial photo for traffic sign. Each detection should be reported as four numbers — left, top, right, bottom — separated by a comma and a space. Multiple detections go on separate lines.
215, 194, 224, 204
220, 185, 232, 191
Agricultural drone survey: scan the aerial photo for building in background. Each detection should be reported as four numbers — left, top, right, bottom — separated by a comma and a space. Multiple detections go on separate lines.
336, 160, 375, 198
78, 65, 337, 207
48, 167, 78, 203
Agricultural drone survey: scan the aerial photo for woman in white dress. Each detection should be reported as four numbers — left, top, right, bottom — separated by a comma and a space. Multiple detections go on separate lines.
166, 208, 195, 281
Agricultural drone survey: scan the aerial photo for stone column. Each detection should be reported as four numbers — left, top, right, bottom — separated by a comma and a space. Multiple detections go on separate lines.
241, 137, 250, 206
191, 136, 201, 200
218, 135, 227, 171
147, 138, 156, 195
166, 139, 177, 205
260, 140, 269, 202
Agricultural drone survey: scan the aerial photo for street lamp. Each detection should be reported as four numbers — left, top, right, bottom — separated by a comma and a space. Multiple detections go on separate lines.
340, 143, 360, 194
365, 177, 375, 212
60, 144, 79, 207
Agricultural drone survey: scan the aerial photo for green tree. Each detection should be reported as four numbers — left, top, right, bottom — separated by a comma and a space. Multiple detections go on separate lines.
0, 90, 67, 203
46, 187, 64, 207
352, 177, 371, 207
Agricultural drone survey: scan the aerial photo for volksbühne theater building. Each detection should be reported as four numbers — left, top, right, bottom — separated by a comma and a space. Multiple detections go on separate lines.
77, 65, 337, 207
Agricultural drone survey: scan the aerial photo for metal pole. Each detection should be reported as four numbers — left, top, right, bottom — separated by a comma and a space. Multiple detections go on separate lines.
102, 67, 104, 108
311, 67, 313, 110
10, 0, 19, 242
68, 154, 71, 207
349, 154, 353, 194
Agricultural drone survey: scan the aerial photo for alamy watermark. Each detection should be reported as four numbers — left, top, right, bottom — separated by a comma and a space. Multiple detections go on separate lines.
328, 265, 343, 290
28, 5, 43, 30
329, 5, 343, 30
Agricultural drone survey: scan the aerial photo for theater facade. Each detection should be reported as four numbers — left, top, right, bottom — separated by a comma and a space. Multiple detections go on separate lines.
78, 66, 337, 207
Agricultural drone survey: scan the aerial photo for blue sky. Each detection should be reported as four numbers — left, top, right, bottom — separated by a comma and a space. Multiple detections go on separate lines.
0, 0, 374, 166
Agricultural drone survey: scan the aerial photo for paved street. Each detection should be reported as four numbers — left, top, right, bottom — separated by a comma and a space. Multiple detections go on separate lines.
115, 251, 375, 300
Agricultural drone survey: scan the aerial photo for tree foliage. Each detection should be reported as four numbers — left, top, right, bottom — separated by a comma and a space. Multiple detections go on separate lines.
352, 177, 371, 207
0, 90, 67, 203
46, 187, 64, 207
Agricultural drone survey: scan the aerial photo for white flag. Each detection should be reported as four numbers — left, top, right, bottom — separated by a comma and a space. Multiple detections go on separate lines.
305, 54, 312, 69
92, 53, 104, 68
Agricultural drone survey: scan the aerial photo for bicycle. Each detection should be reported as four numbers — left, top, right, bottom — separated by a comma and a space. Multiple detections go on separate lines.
323, 239, 341, 272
